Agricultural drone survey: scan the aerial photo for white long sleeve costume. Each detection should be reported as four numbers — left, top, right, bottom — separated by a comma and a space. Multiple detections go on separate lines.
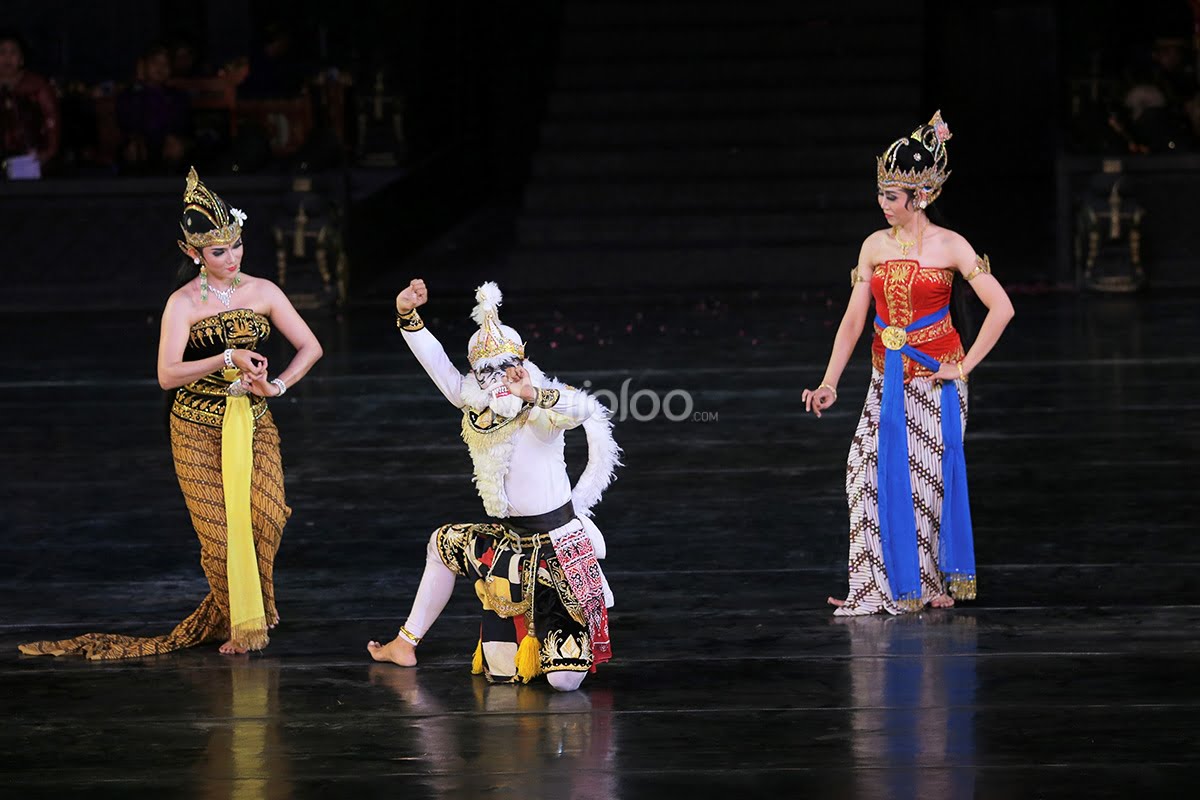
392, 286, 618, 691
406, 324, 601, 518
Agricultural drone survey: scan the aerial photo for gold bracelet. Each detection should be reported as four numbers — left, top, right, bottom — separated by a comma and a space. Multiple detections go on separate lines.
957, 362, 967, 382
398, 625, 422, 645
818, 383, 838, 399
395, 308, 425, 332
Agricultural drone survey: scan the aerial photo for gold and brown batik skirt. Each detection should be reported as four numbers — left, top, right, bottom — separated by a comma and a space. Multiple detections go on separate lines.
17, 412, 290, 659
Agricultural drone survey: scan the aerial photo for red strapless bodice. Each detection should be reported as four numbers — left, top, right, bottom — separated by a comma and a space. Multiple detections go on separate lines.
870, 259, 965, 381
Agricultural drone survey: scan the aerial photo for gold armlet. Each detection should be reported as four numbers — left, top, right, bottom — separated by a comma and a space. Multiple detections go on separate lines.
965, 254, 991, 282
850, 266, 867, 287
395, 308, 425, 332
536, 387, 561, 409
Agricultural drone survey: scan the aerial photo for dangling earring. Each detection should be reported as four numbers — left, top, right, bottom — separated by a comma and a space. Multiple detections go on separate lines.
199, 264, 209, 302
232, 271, 242, 288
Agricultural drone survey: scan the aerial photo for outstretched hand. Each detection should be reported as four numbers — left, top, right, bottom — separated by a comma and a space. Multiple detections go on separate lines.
396, 279, 429, 314
802, 386, 837, 418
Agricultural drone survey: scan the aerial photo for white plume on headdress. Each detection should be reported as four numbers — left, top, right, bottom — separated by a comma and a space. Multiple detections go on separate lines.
471, 281, 503, 326
467, 281, 526, 370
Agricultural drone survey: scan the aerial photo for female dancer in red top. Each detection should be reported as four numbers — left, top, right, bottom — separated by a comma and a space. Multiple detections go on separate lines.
804, 112, 1014, 615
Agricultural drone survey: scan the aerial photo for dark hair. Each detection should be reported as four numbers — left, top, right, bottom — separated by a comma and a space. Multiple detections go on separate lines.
142, 42, 170, 61
899, 189, 976, 349
0, 27, 28, 60
172, 254, 201, 293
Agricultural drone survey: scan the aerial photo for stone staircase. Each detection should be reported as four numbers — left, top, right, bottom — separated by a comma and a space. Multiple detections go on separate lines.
505, 0, 925, 289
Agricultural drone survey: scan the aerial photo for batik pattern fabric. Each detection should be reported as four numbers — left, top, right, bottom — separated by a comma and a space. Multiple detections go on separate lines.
18, 412, 290, 658
172, 309, 271, 427
552, 526, 611, 664
435, 522, 595, 682
834, 258, 977, 615
836, 370, 970, 616
18, 309, 288, 659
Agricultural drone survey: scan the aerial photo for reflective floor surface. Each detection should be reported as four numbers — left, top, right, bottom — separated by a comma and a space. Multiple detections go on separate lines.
2, 287, 1198, 798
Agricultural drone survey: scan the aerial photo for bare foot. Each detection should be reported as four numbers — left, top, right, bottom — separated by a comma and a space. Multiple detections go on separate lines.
827, 596, 846, 607
218, 640, 249, 655
930, 594, 955, 609
367, 636, 417, 667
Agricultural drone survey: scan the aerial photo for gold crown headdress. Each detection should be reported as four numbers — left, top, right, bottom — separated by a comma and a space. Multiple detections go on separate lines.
467, 282, 526, 368
176, 166, 247, 254
876, 110, 952, 204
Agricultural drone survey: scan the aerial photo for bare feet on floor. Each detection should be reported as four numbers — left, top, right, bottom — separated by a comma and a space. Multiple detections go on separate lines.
367, 636, 417, 667
827, 596, 846, 607
218, 640, 249, 655
930, 594, 956, 609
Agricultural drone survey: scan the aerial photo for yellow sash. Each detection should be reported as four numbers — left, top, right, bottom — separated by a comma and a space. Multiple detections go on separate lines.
222, 394, 269, 650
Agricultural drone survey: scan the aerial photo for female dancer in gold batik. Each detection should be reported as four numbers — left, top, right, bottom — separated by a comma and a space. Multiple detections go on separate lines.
19, 168, 322, 658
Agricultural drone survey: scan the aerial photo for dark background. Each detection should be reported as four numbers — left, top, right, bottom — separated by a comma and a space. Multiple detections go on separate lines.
2, 0, 1196, 303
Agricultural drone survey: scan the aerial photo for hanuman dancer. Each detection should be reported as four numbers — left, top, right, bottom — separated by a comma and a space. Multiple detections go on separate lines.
368, 279, 618, 692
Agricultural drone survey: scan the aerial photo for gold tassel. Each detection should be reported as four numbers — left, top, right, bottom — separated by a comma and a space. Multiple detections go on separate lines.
516, 634, 541, 683
471, 638, 484, 675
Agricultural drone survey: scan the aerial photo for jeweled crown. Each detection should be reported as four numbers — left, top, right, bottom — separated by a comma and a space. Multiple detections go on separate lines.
177, 166, 245, 253
467, 282, 525, 367
876, 110, 952, 203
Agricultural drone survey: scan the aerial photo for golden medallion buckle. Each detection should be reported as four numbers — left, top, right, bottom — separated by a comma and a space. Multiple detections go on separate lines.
881, 325, 908, 350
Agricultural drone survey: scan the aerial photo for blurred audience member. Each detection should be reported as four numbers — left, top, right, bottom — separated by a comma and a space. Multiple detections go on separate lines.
0, 28, 60, 178
116, 43, 192, 173
239, 23, 311, 98
1124, 36, 1199, 151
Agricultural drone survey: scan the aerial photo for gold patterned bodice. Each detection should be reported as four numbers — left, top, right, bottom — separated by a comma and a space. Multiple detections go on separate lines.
869, 260, 964, 382
172, 308, 272, 427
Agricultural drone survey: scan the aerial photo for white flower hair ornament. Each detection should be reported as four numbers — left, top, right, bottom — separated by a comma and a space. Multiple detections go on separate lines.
230, 208, 248, 226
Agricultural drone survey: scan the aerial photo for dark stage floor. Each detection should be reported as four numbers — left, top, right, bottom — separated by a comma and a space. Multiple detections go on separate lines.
2, 287, 1198, 798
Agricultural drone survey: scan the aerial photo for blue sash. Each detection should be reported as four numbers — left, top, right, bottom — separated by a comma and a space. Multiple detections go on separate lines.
874, 307, 976, 607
